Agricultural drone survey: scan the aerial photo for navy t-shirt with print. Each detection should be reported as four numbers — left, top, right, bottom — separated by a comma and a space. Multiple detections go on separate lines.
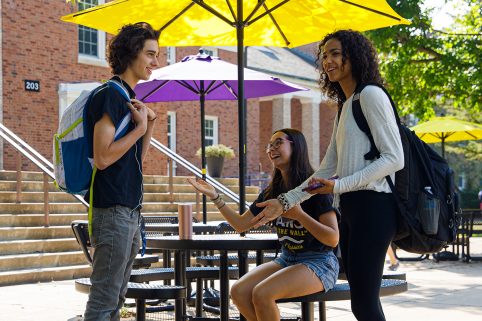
84, 76, 143, 209
250, 191, 336, 253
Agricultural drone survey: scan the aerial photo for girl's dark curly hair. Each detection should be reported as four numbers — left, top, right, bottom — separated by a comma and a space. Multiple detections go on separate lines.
316, 30, 384, 108
108, 22, 160, 75
263, 128, 314, 200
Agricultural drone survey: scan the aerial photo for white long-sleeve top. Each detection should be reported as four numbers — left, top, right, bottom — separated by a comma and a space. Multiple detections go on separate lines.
284, 85, 404, 208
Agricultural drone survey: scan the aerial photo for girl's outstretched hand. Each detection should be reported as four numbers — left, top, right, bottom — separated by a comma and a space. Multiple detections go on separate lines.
186, 177, 217, 199
250, 199, 284, 228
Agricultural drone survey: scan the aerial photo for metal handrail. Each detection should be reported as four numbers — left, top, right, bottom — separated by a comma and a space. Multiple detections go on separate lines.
0, 123, 247, 219
150, 138, 250, 208
0, 123, 89, 207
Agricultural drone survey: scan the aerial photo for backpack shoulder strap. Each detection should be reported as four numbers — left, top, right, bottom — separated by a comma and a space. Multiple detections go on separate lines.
352, 82, 401, 161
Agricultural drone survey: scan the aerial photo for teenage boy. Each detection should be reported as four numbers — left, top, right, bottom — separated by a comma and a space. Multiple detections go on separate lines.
83, 22, 160, 321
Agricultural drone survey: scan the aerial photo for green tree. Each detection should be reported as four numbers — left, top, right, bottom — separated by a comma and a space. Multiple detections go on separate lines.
367, 0, 482, 120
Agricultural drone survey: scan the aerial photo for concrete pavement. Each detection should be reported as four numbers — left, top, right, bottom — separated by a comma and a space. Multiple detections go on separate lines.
1, 239, 481, 321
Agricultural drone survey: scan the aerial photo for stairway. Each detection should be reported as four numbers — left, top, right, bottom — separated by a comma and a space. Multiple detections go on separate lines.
0, 170, 260, 286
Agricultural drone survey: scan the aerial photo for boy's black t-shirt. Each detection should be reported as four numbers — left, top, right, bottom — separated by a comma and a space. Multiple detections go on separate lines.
84, 76, 143, 209
250, 191, 336, 253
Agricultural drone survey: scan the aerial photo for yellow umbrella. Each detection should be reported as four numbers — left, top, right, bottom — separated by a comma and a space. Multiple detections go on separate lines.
410, 116, 482, 157
61, 0, 410, 47
61, 0, 410, 224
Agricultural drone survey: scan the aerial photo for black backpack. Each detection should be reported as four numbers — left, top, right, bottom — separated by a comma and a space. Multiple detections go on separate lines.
350, 83, 460, 254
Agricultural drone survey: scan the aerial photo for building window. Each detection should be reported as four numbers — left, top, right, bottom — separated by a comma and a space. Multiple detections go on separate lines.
78, 0, 107, 67
200, 47, 218, 57
167, 47, 176, 65
204, 116, 218, 146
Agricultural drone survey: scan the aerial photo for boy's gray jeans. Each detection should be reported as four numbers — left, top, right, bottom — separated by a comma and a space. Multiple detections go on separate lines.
84, 205, 141, 321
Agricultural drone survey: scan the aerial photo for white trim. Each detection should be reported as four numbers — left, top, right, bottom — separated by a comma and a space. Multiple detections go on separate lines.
205, 115, 219, 146
167, 111, 177, 175
167, 47, 176, 65
58, 82, 101, 122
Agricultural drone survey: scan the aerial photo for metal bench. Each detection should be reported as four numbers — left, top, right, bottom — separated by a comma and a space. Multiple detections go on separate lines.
75, 278, 186, 321
277, 279, 408, 321
461, 209, 482, 262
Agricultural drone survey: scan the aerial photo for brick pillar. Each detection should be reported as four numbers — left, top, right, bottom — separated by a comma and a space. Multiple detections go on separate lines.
301, 97, 321, 167
272, 96, 291, 131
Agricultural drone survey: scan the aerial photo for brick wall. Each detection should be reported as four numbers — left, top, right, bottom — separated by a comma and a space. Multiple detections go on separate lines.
1, 1, 329, 181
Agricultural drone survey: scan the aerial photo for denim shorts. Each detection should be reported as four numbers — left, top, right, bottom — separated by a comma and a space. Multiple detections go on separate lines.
273, 248, 339, 292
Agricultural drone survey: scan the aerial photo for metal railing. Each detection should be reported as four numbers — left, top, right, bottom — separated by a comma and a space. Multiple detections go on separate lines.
0, 124, 248, 226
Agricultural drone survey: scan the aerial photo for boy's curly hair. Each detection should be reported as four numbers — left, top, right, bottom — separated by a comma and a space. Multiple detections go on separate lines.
316, 30, 384, 108
108, 22, 160, 75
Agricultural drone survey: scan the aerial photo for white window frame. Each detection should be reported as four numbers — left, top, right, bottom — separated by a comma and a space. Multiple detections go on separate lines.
167, 111, 177, 175
166, 47, 176, 65
77, 0, 108, 67
204, 116, 218, 146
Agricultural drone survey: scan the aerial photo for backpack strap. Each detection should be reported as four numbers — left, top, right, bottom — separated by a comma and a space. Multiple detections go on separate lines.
352, 83, 402, 161
351, 83, 410, 223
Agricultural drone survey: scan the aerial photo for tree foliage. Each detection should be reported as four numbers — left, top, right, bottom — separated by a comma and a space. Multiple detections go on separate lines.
366, 0, 482, 121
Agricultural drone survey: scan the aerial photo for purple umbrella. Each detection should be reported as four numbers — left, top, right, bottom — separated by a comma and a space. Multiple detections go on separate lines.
135, 52, 308, 223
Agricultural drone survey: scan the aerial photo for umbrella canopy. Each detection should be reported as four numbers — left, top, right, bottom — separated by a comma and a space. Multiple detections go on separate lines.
61, 0, 410, 47
410, 116, 482, 157
135, 52, 308, 223
135, 53, 308, 102
61, 0, 410, 222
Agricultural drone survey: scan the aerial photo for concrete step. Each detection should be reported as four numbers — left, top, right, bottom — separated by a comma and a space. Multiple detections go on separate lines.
0, 181, 260, 195
0, 238, 80, 255
0, 201, 242, 215
0, 264, 91, 286
0, 226, 73, 240
0, 171, 241, 186
0, 213, 86, 227
0, 190, 259, 205
0, 251, 86, 272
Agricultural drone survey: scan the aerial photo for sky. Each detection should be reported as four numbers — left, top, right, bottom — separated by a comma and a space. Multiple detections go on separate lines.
422, 0, 471, 29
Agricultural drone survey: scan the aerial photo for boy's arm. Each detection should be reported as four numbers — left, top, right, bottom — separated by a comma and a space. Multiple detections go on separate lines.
93, 102, 147, 170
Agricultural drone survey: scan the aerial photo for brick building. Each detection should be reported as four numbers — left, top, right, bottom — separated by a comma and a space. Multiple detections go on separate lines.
0, 0, 336, 180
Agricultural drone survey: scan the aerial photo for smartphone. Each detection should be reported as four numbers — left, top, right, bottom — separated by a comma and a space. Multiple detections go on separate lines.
302, 182, 325, 192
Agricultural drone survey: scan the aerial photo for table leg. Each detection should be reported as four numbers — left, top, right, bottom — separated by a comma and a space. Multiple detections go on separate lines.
220, 250, 229, 321
174, 250, 186, 320
238, 250, 248, 321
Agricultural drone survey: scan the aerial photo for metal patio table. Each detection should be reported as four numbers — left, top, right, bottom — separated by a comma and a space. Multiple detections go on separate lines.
147, 233, 278, 321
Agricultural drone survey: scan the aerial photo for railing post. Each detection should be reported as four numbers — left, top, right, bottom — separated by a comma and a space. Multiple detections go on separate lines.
43, 173, 50, 227
195, 191, 201, 222
16, 152, 22, 203
168, 158, 174, 203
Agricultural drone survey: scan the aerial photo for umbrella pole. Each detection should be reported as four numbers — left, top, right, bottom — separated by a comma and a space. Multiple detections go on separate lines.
237, 1, 246, 218
200, 83, 207, 224
442, 136, 445, 159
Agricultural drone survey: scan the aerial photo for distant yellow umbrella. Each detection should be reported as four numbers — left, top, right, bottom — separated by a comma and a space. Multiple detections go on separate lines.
61, 0, 410, 235
410, 116, 482, 157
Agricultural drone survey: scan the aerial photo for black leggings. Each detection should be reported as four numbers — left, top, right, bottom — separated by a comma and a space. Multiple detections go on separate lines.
339, 190, 397, 321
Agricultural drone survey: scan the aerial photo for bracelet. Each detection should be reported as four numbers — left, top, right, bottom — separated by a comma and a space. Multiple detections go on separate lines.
277, 193, 290, 212
217, 201, 226, 210
210, 194, 220, 202
148, 116, 157, 121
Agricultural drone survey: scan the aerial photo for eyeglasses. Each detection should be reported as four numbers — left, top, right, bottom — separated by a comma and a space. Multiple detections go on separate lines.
265, 138, 292, 153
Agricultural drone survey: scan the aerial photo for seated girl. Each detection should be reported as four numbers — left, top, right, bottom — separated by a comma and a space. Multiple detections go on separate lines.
188, 128, 339, 321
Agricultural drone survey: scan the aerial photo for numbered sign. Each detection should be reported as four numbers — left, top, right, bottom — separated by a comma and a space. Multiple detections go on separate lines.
24, 80, 40, 92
